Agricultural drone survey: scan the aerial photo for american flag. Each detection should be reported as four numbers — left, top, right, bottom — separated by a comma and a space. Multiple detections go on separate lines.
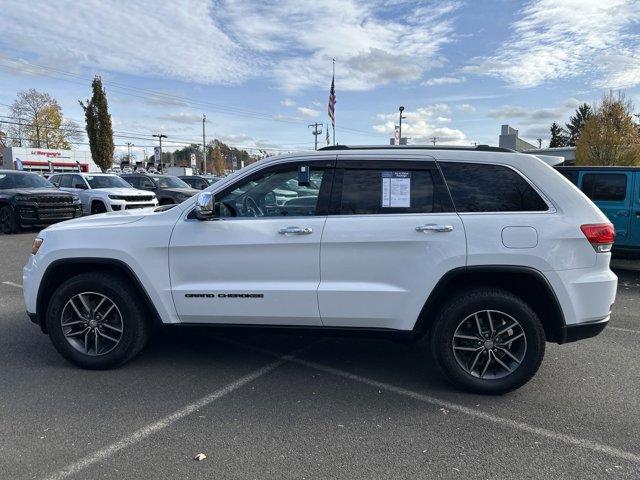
328, 74, 336, 128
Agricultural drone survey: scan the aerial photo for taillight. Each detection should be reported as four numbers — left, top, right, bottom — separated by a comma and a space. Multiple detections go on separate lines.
580, 223, 615, 253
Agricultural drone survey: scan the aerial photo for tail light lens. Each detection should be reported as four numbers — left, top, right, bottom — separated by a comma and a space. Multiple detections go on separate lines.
580, 223, 615, 252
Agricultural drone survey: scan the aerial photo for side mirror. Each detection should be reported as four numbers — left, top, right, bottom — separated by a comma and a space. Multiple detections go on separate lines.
52, 182, 60, 187
74, 183, 87, 189
194, 191, 215, 220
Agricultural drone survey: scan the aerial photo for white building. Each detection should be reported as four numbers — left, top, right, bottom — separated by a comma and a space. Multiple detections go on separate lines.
498, 124, 576, 164
0, 147, 100, 174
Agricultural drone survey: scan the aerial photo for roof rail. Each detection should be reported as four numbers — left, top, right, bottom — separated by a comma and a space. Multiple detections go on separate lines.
318, 144, 514, 153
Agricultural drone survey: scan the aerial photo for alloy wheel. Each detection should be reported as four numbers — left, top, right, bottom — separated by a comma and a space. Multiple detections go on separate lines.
452, 310, 527, 379
60, 292, 124, 356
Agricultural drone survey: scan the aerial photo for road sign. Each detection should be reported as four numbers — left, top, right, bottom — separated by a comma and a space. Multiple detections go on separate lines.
154, 146, 162, 164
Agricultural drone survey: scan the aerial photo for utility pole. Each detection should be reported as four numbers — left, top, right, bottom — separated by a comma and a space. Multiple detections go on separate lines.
431, 136, 438, 146
398, 106, 406, 144
153, 133, 167, 170
202, 114, 206, 174
126, 142, 134, 165
308, 122, 323, 150
537, 138, 542, 148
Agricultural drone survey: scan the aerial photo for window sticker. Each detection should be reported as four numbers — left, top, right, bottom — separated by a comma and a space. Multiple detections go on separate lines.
381, 171, 411, 207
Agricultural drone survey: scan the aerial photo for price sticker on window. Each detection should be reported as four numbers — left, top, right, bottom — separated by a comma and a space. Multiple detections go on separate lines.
381, 171, 411, 207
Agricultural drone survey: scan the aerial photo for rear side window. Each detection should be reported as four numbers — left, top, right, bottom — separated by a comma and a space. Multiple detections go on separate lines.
440, 162, 548, 212
338, 168, 442, 215
59, 175, 73, 188
581, 174, 627, 201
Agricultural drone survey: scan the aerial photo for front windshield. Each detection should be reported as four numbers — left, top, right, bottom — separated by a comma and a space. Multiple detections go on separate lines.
149, 175, 190, 188
0, 172, 54, 189
85, 175, 132, 189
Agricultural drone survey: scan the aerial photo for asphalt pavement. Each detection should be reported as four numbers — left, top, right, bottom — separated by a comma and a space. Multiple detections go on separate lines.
1, 231, 639, 479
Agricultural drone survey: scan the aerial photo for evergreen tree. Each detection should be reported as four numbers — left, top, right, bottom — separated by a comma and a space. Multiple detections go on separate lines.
565, 103, 592, 146
80, 77, 114, 172
549, 122, 568, 147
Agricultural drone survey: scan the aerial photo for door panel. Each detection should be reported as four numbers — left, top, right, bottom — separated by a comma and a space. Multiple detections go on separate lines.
629, 172, 640, 248
318, 213, 465, 330
170, 217, 326, 325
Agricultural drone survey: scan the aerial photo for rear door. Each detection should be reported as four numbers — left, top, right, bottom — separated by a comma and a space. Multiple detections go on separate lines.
318, 156, 465, 331
578, 171, 633, 246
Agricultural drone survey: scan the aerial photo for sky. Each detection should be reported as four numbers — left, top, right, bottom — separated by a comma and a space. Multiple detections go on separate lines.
1, 0, 639, 159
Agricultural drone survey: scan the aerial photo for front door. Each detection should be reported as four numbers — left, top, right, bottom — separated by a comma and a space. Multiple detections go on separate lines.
628, 172, 640, 249
578, 171, 633, 246
169, 159, 334, 325
318, 156, 466, 331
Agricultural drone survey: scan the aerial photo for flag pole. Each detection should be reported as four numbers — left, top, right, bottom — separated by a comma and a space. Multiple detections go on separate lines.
332, 58, 336, 146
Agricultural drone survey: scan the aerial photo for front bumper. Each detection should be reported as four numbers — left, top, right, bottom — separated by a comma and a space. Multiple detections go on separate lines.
559, 315, 609, 343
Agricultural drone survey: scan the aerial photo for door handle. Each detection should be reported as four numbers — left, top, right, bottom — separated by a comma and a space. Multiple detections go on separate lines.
415, 224, 454, 233
278, 226, 313, 235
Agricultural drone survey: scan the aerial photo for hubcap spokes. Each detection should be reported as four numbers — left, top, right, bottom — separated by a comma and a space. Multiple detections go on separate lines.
61, 292, 123, 356
452, 310, 527, 380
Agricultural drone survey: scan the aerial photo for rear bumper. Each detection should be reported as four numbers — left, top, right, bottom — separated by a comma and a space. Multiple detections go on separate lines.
559, 315, 609, 344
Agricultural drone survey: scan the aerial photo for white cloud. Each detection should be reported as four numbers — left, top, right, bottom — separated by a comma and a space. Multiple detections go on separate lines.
1, 0, 254, 85
422, 76, 466, 86
373, 104, 468, 144
488, 105, 562, 121
218, 0, 462, 91
281, 98, 296, 107
297, 106, 320, 118
457, 103, 476, 113
464, 0, 640, 88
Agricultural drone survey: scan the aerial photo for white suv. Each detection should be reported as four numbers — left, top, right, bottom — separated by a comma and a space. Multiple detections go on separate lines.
49, 173, 158, 214
23, 146, 617, 394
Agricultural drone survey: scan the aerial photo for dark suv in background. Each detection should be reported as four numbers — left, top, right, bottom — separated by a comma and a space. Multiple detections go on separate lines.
0, 170, 82, 234
120, 173, 199, 205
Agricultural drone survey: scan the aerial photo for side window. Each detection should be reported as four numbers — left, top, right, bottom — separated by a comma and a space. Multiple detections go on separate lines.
72, 175, 86, 188
122, 176, 138, 188
59, 175, 73, 188
49, 175, 60, 186
338, 168, 438, 215
140, 177, 156, 189
216, 165, 326, 218
581, 174, 627, 201
440, 162, 548, 212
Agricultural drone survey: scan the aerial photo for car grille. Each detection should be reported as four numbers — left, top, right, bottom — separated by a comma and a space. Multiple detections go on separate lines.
17, 195, 81, 223
118, 195, 155, 202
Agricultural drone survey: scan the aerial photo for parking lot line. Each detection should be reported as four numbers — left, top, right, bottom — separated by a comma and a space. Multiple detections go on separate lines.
608, 326, 640, 334
230, 340, 640, 466
43, 349, 304, 480
2, 281, 22, 288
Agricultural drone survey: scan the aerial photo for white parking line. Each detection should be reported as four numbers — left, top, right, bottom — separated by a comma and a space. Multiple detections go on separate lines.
608, 326, 640, 334
234, 341, 640, 466
2, 281, 22, 288
43, 351, 300, 480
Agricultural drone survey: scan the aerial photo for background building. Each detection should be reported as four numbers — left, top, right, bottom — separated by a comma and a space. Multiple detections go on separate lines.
498, 124, 575, 164
0, 147, 99, 174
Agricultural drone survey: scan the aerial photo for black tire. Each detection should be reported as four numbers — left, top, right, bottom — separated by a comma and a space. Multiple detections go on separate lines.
0, 205, 21, 234
91, 201, 107, 215
45, 272, 151, 369
430, 288, 545, 395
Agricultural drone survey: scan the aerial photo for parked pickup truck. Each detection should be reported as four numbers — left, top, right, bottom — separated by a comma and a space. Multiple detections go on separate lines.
556, 166, 640, 253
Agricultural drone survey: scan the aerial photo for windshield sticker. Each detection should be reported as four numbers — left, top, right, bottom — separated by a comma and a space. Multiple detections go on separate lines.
382, 171, 411, 208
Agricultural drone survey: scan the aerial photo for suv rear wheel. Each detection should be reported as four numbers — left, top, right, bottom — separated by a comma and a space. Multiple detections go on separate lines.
45, 272, 150, 369
430, 288, 545, 394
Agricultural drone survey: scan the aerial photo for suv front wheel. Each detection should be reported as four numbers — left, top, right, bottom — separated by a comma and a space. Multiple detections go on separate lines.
45, 272, 150, 369
431, 288, 545, 394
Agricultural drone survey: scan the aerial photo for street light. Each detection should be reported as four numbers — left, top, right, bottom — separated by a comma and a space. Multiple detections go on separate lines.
398, 106, 406, 145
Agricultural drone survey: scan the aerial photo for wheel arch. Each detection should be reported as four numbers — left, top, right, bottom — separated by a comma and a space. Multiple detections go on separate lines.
414, 266, 565, 343
35, 258, 162, 334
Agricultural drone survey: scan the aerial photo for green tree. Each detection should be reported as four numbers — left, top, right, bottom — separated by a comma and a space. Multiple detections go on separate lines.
9, 89, 81, 148
565, 103, 592, 146
549, 122, 568, 147
80, 76, 114, 172
575, 91, 640, 166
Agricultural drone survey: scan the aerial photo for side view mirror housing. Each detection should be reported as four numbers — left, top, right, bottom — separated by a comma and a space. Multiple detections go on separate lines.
74, 183, 87, 189
194, 191, 215, 220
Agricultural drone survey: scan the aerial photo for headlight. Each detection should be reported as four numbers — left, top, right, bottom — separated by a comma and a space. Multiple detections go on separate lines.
31, 237, 43, 255
71, 194, 81, 203
15, 194, 35, 202
108, 195, 124, 200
